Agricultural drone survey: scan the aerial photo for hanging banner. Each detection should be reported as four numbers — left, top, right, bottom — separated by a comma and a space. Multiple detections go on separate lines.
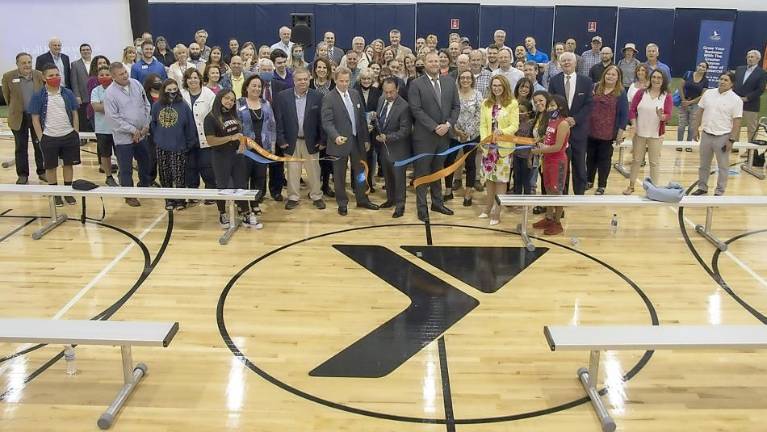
695, 19, 734, 88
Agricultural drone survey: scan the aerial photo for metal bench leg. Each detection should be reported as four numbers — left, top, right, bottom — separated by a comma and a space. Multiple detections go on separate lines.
694, 207, 727, 251
741, 149, 765, 180
218, 201, 241, 245
1, 158, 15, 168
32, 196, 67, 240
516, 205, 535, 251
577, 350, 616, 432
613, 147, 629, 178
97, 345, 148, 430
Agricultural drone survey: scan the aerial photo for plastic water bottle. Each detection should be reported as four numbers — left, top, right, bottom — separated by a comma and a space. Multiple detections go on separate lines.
64, 345, 77, 375
609, 214, 618, 235
570, 237, 580, 247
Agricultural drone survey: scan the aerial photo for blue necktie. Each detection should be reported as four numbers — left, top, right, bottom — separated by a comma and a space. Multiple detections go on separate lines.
379, 101, 390, 128
343, 92, 357, 136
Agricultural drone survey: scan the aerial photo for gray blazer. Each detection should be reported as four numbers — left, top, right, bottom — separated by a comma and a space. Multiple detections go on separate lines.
70, 59, 90, 103
321, 88, 369, 157
375, 95, 412, 161
407, 74, 460, 151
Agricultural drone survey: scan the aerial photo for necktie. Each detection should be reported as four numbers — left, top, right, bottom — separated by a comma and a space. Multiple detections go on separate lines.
379, 101, 390, 128
343, 92, 357, 136
330, 47, 334, 59
264, 83, 272, 103
564, 74, 572, 106
432, 77, 442, 107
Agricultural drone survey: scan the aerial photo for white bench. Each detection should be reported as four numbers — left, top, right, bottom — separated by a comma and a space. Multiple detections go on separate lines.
0, 131, 98, 168
0, 184, 259, 245
0, 318, 178, 430
495, 194, 767, 252
614, 140, 764, 180
543, 325, 767, 432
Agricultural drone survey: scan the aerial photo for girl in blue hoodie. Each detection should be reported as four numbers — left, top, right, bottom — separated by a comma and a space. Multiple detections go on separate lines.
150, 78, 197, 210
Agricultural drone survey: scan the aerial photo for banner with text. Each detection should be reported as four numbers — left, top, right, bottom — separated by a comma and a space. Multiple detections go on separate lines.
696, 19, 734, 88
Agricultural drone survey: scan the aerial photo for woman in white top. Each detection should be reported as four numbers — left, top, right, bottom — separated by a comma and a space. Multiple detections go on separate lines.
121, 46, 137, 72
168, 44, 192, 85
180, 68, 217, 203
624, 69, 673, 194
626, 63, 650, 107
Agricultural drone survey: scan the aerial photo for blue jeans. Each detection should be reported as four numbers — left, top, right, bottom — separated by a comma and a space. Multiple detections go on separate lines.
677, 104, 699, 141
115, 139, 152, 187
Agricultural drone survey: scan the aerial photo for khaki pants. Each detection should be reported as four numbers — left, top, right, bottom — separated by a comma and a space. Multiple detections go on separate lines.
697, 132, 730, 195
286, 139, 322, 202
743, 111, 759, 141
629, 136, 662, 184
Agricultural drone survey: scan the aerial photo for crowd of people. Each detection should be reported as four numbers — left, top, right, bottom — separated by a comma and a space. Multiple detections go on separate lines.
2, 27, 765, 234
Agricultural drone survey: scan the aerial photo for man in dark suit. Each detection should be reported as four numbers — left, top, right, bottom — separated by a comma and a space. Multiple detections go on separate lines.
258, 58, 289, 201
549, 51, 593, 195
408, 51, 460, 222
321, 66, 379, 215
320, 32, 344, 66
734, 50, 767, 141
70, 43, 94, 133
35, 38, 71, 89
275, 68, 326, 210
374, 77, 412, 218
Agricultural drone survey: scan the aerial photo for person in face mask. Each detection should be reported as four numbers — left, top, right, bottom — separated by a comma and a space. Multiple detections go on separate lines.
29, 63, 80, 206
149, 78, 197, 210
531, 94, 571, 235
90, 65, 119, 185
289, 44, 307, 71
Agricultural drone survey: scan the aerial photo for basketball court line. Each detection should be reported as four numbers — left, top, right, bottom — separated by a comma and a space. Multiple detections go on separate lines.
0, 217, 37, 243
51, 211, 166, 320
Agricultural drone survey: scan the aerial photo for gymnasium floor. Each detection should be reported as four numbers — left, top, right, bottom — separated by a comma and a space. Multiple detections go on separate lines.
1, 120, 766, 432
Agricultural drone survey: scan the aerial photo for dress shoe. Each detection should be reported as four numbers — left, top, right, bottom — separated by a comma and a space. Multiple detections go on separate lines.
586, 182, 594, 190
285, 200, 299, 210
357, 201, 380, 210
272, 193, 284, 202
338, 206, 348, 216
380, 200, 395, 209
392, 207, 405, 218
313, 199, 326, 209
533, 206, 545, 214
417, 209, 429, 222
125, 197, 141, 207
430, 204, 454, 215
322, 187, 335, 198
105, 176, 118, 187
38, 175, 48, 183
16, 176, 28, 185
463, 197, 472, 207
54, 196, 64, 207
595, 187, 605, 195
64, 196, 77, 205
443, 192, 454, 201
691, 189, 707, 196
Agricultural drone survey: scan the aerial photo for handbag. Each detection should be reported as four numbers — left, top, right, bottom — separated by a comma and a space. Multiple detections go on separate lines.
672, 89, 682, 107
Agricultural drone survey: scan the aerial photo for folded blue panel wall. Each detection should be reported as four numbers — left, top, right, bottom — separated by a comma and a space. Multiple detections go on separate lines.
479, 6, 554, 52
553, 6, 618, 54
732, 11, 767, 64
416, 3, 480, 47
616, 8, 675, 67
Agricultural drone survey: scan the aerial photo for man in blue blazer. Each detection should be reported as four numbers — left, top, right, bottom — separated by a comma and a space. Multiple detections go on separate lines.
549, 51, 593, 195
275, 68, 326, 210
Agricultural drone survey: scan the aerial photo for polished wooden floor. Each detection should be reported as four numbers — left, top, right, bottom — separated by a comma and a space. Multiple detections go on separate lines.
1, 120, 766, 431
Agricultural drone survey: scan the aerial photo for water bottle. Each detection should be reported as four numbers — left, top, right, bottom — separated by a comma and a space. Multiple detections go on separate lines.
609, 214, 618, 235
64, 345, 77, 375
570, 236, 580, 247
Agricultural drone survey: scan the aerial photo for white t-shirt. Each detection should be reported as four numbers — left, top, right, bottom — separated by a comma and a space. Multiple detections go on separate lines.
698, 88, 743, 136
635, 91, 664, 139
44, 91, 74, 137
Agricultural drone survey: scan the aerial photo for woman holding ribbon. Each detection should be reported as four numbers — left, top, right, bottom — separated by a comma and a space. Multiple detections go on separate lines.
479, 74, 519, 226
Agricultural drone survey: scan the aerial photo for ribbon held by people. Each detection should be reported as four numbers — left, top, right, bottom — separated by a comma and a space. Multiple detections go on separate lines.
238, 136, 304, 163
409, 136, 537, 188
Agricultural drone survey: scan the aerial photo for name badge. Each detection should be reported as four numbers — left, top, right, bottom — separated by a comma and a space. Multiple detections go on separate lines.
356, 103, 361, 109
142, 65, 149, 69
238, 105, 248, 111
12, 78, 20, 83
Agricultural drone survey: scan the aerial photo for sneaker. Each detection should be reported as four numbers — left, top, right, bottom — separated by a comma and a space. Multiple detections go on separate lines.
16, 176, 28, 185
64, 196, 76, 205
165, 201, 175, 211
313, 199, 326, 209
105, 176, 118, 187
489, 219, 500, 226
186, 199, 200, 207
285, 200, 299, 210
204, 199, 215, 206
691, 189, 707, 196
219, 213, 230, 229
533, 218, 552, 229
478, 212, 488, 219
125, 198, 141, 207
38, 175, 48, 183
54, 196, 64, 207
174, 201, 187, 211
595, 187, 605, 195
242, 212, 263, 229
252, 205, 263, 215
543, 221, 564, 235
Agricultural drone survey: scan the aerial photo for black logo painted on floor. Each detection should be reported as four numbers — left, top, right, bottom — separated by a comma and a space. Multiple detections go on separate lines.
309, 245, 548, 378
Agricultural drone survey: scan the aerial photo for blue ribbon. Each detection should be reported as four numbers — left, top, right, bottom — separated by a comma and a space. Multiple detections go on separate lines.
393, 143, 534, 168
242, 150, 276, 164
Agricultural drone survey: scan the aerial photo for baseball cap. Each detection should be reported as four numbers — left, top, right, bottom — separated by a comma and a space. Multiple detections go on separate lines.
591, 36, 603, 43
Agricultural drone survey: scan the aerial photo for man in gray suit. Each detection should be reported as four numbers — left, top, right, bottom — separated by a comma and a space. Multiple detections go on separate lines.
70, 43, 94, 132
407, 51, 460, 222
321, 66, 380, 216
375, 77, 412, 218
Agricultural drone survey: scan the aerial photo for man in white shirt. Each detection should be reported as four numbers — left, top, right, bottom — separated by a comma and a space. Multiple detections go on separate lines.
492, 48, 524, 91
340, 36, 368, 69
271, 26, 294, 54
188, 43, 206, 70
691, 71, 743, 196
